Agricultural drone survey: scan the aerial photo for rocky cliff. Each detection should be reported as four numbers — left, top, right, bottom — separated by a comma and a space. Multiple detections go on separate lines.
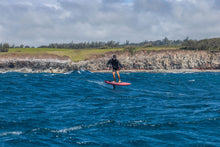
0, 50, 219, 73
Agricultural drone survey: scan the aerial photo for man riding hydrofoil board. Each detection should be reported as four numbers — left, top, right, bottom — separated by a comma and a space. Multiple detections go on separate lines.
106, 55, 124, 83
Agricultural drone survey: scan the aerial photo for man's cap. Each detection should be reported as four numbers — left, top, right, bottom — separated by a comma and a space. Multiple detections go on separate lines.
113, 55, 116, 58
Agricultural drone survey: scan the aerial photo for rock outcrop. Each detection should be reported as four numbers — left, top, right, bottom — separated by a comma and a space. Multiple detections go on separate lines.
0, 50, 219, 73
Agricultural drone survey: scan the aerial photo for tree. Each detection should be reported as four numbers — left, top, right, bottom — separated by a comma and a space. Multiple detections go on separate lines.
184, 37, 189, 42
20, 44, 24, 48
0, 43, 9, 52
10, 44, 15, 48
163, 37, 169, 45
125, 40, 129, 45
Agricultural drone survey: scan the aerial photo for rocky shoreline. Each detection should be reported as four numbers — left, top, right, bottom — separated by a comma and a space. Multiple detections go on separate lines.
0, 50, 219, 73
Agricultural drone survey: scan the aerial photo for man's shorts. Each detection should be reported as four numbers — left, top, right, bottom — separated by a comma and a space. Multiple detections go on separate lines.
113, 67, 120, 72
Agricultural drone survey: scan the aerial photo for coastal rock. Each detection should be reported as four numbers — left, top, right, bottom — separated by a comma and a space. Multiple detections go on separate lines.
0, 50, 219, 73
84, 50, 220, 71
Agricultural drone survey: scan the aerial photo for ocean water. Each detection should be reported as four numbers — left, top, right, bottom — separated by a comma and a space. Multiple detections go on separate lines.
0, 71, 219, 146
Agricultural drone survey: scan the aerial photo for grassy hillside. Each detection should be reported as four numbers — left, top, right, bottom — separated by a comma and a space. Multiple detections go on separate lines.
7, 48, 124, 61
3, 46, 179, 62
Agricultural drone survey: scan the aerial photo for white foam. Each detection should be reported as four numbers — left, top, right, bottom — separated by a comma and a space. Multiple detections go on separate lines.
55, 126, 82, 133
87, 80, 103, 85
0, 71, 7, 74
189, 79, 195, 82
133, 120, 144, 123
0, 131, 22, 136
53, 120, 112, 134
133, 88, 165, 94
88, 120, 112, 128
64, 71, 73, 74
87, 80, 109, 88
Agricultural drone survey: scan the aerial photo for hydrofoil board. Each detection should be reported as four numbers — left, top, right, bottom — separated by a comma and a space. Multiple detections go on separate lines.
105, 80, 131, 86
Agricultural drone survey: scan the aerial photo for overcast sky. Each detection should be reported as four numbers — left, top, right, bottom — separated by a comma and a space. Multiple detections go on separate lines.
0, 0, 220, 46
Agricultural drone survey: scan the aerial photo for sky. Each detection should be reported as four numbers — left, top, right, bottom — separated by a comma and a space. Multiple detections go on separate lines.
0, 0, 220, 46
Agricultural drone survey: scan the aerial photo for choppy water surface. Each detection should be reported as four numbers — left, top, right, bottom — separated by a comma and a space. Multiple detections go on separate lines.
0, 71, 219, 146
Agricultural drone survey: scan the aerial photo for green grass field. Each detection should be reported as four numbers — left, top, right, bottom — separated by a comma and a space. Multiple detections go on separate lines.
4, 46, 179, 62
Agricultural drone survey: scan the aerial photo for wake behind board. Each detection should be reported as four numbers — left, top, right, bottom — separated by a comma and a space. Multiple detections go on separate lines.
105, 80, 131, 86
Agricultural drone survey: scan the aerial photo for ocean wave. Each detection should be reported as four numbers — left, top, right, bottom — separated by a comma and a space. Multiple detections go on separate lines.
64, 71, 73, 74
0, 131, 22, 137
28, 120, 114, 135
66, 70, 92, 75
56, 120, 113, 134
55, 126, 83, 133
87, 80, 107, 87
118, 120, 178, 129
76, 141, 100, 145
188, 79, 195, 82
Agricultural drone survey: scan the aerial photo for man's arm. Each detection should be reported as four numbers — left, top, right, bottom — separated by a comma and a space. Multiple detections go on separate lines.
106, 59, 112, 68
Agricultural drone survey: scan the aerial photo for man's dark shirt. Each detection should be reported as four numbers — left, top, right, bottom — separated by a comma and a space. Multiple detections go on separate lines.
107, 58, 123, 70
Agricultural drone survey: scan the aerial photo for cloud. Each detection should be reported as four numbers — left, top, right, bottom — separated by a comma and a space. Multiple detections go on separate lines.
0, 0, 219, 46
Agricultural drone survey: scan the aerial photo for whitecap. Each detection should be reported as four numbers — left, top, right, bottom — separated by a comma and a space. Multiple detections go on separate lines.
88, 120, 112, 128
54, 126, 82, 133
189, 79, 195, 82
64, 71, 73, 74
0, 131, 22, 136
53, 120, 113, 134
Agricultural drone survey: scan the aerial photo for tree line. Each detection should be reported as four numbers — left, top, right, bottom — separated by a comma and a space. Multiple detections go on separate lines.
39, 37, 184, 49
1, 37, 183, 52
181, 37, 220, 51
1, 37, 219, 52
41, 41, 120, 49
126, 37, 183, 47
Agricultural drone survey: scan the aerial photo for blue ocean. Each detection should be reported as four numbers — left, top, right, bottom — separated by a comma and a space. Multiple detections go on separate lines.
0, 71, 219, 146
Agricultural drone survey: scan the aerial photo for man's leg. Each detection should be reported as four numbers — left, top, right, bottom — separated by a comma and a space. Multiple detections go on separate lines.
112, 71, 116, 82
116, 70, 121, 82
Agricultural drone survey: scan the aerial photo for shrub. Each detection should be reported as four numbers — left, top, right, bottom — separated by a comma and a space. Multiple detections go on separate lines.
143, 43, 152, 48
124, 46, 136, 55
99, 46, 108, 49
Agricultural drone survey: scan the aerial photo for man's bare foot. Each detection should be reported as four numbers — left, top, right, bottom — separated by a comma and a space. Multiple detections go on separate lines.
118, 80, 121, 83
112, 80, 116, 83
